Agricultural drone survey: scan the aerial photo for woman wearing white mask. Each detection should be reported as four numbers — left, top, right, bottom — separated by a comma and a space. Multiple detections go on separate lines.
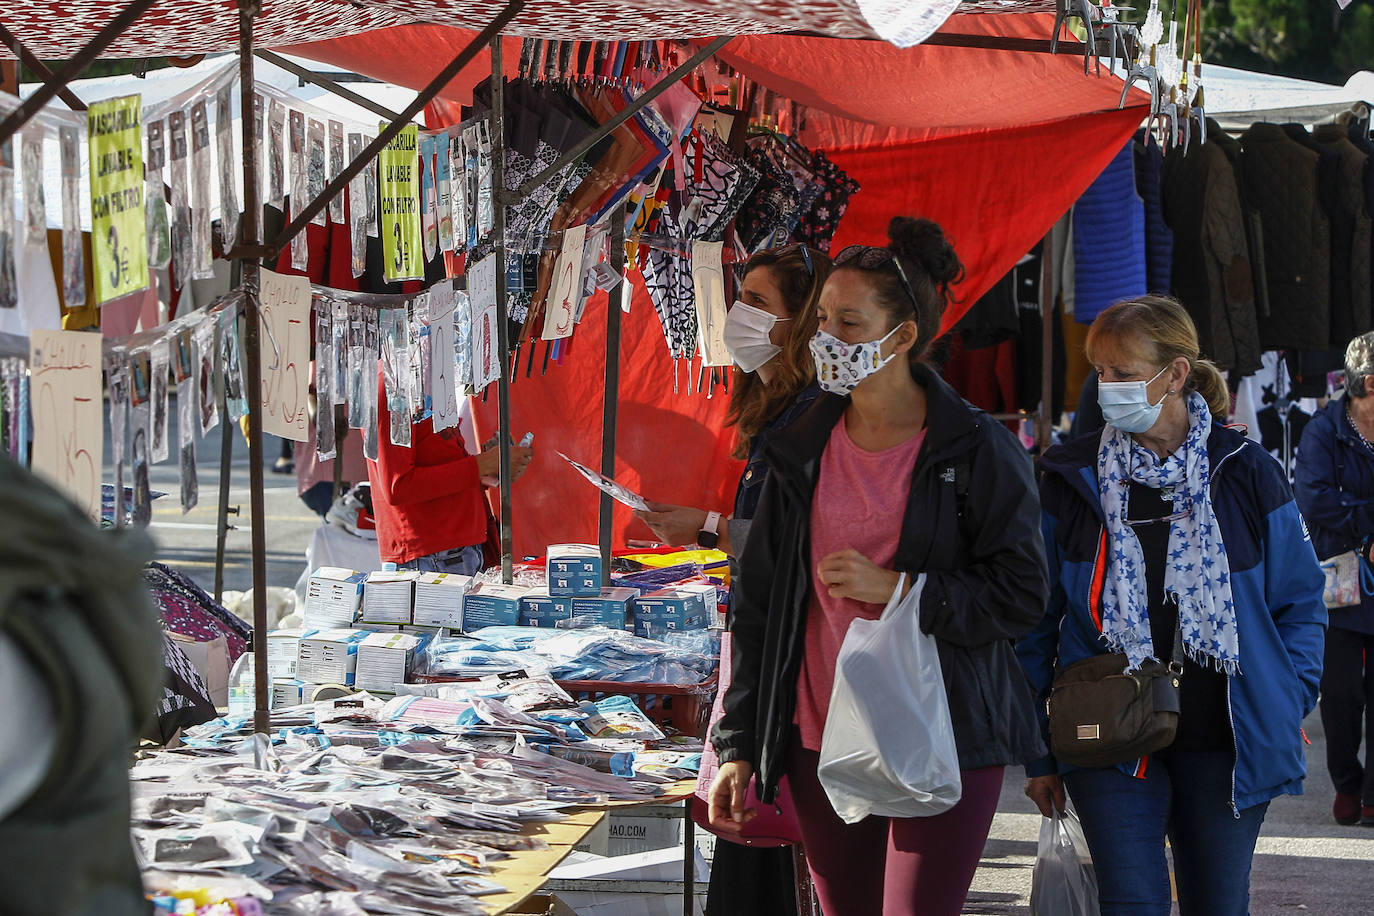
1019, 297, 1325, 915
637, 241, 830, 916
709, 218, 1049, 916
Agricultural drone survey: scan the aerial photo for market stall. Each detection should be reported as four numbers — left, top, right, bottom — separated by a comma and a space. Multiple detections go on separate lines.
0, 1, 1155, 913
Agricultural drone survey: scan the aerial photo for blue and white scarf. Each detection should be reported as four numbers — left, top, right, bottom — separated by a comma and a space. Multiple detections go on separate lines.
1096, 392, 1240, 675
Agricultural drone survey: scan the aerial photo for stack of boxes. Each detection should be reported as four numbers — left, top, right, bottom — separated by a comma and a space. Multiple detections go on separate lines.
274, 546, 724, 708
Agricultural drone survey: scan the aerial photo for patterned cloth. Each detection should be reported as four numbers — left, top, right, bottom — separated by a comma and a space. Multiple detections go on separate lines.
144, 562, 251, 662
1096, 392, 1240, 674
150, 631, 218, 745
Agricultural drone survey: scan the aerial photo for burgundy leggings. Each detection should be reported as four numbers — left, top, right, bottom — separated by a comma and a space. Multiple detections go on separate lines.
787, 737, 1004, 916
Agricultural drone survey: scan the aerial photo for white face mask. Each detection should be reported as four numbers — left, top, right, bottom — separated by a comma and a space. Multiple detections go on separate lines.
809, 325, 902, 395
723, 301, 789, 374
1098, 364, 1170, 434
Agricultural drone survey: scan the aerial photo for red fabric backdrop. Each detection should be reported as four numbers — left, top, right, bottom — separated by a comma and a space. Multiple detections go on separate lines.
282, 20, 1148, 555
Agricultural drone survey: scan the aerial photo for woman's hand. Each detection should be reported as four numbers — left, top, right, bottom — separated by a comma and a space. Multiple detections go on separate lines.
1025, 774, 1066, 818
708, 760, 757, 834
816, 548, 904, 604
634, 501, 708, 548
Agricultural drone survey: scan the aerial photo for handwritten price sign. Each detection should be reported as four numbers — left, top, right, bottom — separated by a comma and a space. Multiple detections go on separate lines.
258, 268, 311, 441
30, 330, 103, 522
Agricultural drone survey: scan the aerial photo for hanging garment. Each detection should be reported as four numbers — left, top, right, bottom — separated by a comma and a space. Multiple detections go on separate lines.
150, 631, 218, 744
1160, 135, 1261, 376
1313, 124, 1372, 342
1239, 123, 1330, 350
954, 265, 1019, 349
1133, 130, 1173, 294
793, 149, 859, 254
1072, 139, 1147, 324
1208, 121, 1271, 358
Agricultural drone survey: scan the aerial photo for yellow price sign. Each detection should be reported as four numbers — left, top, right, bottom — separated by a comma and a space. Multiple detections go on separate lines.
88, 94, 148, 305
379, 123, 422, 282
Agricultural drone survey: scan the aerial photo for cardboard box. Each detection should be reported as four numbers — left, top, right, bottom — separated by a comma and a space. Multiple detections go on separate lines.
304, 567, 367, 629
296, 628, 367, 685
412, 572, 473, 629
265, 627, 314, 680
271, 679, 306, 709
506, 895, 580, 916
354, 632, 424, 693
571, 587, 637, 630
548, 544, 603, 597
169, 632, 229, 707
520, 588, 574, 627
462, 583, 527, 631
632, 587, 708, 638
361, 569, 419, 624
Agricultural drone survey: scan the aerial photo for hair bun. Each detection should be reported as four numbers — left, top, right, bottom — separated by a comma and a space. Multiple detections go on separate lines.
887, 216, 964, 289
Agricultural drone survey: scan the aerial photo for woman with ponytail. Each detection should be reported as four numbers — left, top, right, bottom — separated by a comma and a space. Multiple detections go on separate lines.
1019, 296, 1327, 915
709, 218, 1050, 915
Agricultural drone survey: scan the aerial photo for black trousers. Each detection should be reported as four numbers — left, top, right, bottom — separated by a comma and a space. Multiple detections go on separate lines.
1320, 626, 1374, 803
705, 841, 798, 916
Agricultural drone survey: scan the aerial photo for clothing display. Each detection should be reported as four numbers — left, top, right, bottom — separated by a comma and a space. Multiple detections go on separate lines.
145, 561, 253, 661
1072, 139, 1147, 325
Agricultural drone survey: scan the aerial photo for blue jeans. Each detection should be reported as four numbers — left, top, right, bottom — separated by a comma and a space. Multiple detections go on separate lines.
400, 544, 483, 576
1062, 750, 1268, 916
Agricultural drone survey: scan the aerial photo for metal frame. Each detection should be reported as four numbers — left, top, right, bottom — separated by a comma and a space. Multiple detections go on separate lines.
254, 49, 405, 124
0, 22, 86, 111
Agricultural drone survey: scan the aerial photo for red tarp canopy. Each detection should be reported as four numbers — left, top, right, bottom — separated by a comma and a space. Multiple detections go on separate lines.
287, 15, 1147, 557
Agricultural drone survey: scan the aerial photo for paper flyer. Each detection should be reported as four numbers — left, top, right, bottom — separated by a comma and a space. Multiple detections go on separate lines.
379, 122, 423, 282
88, 94, 148, 305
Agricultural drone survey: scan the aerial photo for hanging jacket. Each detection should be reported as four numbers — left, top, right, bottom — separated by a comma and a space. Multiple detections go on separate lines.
1209, 122, 1273, 346
1161, 135, 1261, 375
1293, 397, 1374, 635
1134, 130, 1173, 294
1312, 124, 1373, 341
1239, 122, 1331, 350
1019, 424, 1327, 813
0, 457, 162, 916
1073, 140, 1148, 324
712, 364, 1049, 804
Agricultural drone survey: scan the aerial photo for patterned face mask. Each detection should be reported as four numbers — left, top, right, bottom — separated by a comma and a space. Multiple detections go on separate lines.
808, 325, 901, 395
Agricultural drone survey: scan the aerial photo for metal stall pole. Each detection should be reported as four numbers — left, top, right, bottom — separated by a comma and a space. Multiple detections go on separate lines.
598, 201, 627, 584
490, 35, 515, 584
1036, 230, 1055, 450
237, 0, 272, 737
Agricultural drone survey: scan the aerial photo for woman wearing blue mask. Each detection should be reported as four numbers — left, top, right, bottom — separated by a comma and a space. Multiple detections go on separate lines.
1019, 296, 1326, 915
708, 217, 1049, 916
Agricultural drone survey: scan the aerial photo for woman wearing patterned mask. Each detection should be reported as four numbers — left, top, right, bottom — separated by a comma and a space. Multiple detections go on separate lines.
708, 217, 1049, 916
1020, 296, 1326, 915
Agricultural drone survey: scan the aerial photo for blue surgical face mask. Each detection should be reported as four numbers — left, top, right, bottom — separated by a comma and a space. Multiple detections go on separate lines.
1098, 364, 1170, 434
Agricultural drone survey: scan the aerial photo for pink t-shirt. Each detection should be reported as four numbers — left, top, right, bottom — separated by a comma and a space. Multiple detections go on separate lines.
795, 418, 925, 750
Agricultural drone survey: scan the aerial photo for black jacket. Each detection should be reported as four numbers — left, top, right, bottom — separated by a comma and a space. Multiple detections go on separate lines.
1239, 122, 1331, 350
711, 364, 1049, 803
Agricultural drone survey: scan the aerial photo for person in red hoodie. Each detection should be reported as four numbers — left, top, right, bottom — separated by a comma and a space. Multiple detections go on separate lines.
368, 374, 533, 574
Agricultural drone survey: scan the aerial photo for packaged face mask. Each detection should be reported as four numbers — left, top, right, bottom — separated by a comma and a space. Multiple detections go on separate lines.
151, 340, 170, 463
381, 309, 412, 448
59, 127, 86, 307
219, 306, 247, 421
347, 133, 367, 278
346, 304, 366, 431
419, 134, 438, 263
20, 130, 45, 249
364, 137, 379, 238
216, 84, 240, 249
316, 305, 337, 462
331, 298, 348, 408
144, 119, 171, 270
0, 139, 13, 309
436, 132, 453, 253
167, 110, 191, 290
194, 319, 218, 437
328, 120, 345, 224
449, 128, 468, 252
267, 98, 286, 209
189, 100, 215, 280
288, 110, 307, 269
105, 352, 129, 526
175, 328, 196, 450
307, 118, 327, 228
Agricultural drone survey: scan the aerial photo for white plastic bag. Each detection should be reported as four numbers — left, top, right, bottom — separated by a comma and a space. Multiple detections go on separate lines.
1030, 807, 1100, 916
817, 573, 962, 824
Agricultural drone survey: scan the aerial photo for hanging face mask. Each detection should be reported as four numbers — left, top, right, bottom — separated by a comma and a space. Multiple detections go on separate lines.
1097, 364, 1170, 434
809, 325, 903, 395
723, 301, 788, 374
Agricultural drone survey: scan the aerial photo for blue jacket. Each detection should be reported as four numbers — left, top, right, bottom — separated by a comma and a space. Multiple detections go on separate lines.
1018, 423, 1327, 813
1293, 397, 1374, 634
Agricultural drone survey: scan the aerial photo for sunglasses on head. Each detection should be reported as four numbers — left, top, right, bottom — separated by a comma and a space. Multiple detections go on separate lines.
834, 244, 917, 309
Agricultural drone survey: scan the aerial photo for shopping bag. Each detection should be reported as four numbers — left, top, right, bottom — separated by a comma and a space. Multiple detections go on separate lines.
693, 631, 804, 846
1320, 550, 1374, 609
816, 574, 962, 824
1030, 807, 1100, 916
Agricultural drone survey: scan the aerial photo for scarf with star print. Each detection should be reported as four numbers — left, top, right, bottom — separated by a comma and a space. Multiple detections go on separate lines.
1096, 392, 1239, 675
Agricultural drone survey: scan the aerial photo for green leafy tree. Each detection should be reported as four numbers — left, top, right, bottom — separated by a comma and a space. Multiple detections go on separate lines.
1201, 0, 1374, 82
